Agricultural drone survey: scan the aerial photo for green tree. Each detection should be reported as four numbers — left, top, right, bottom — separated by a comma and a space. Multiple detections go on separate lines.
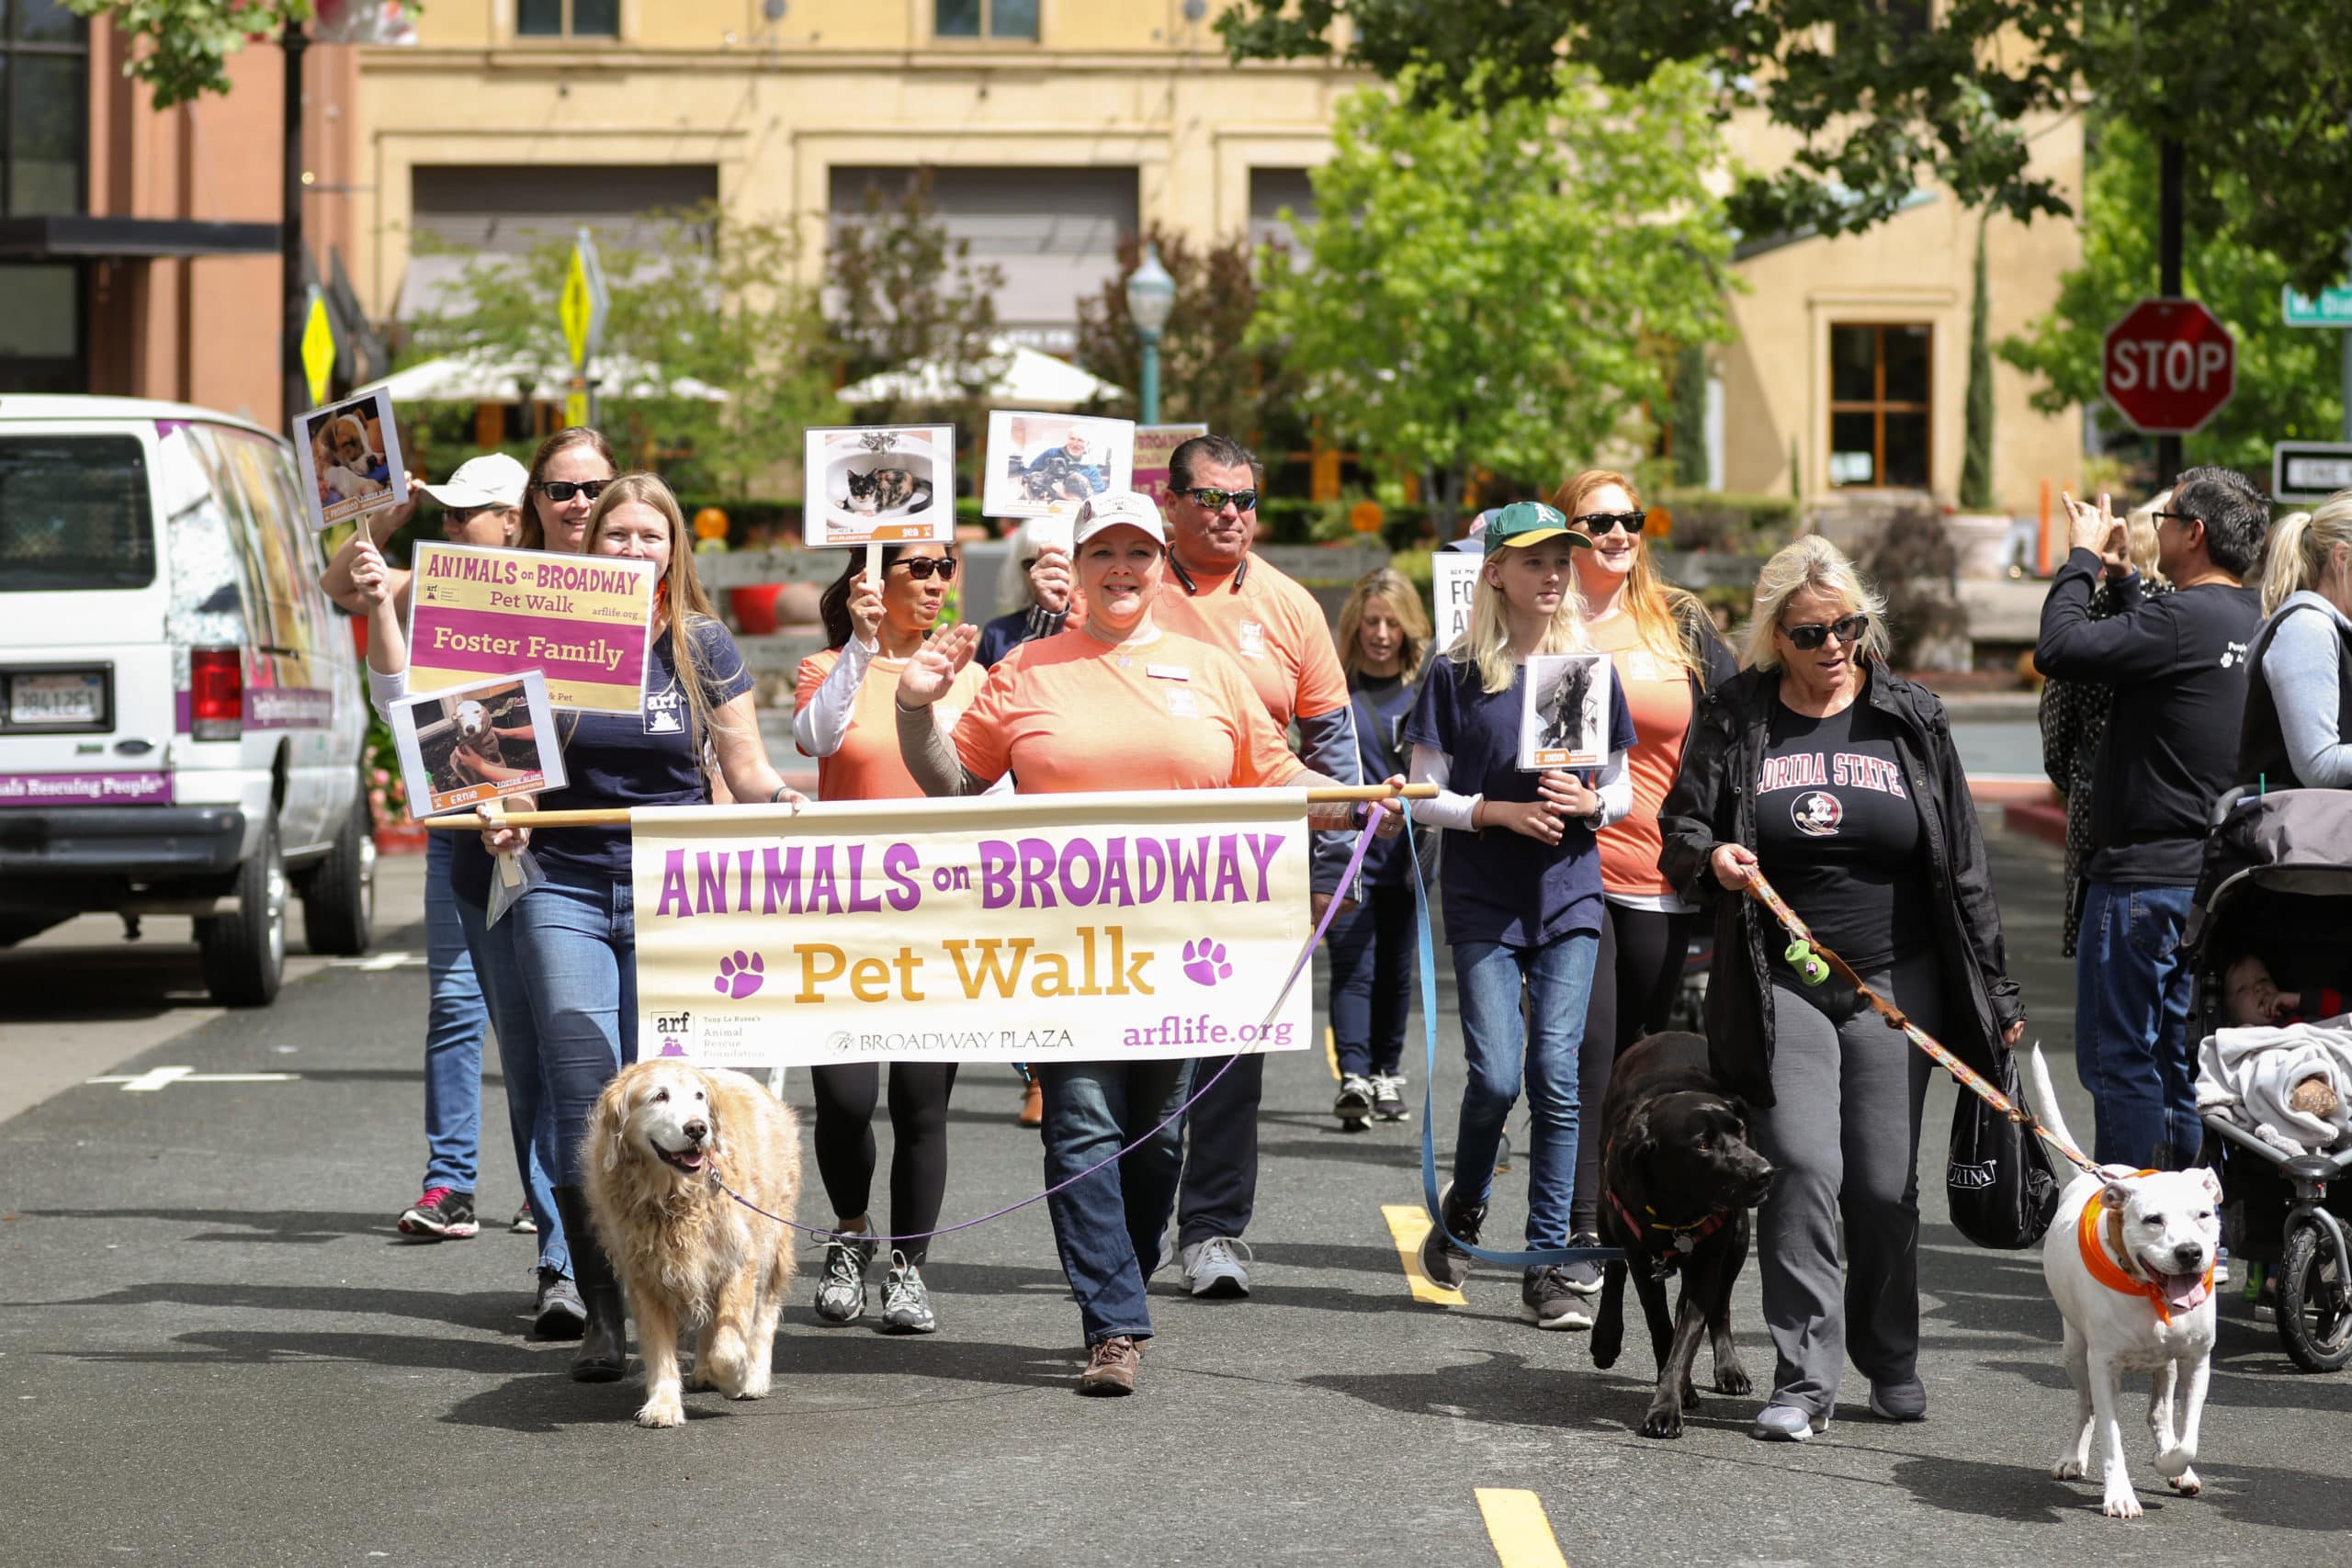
62, 0, 317, 107
1669, 344, 1710, 489
1218, 1, 2352, 293
1960, 214, 1996, 511
824, 170, 1006, 434
1997, 118, 2344, 473
1251, 65, 1734, 529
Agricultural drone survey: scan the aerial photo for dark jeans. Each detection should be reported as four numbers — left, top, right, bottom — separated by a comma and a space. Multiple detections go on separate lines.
1328, 881, 1418, 1078
1039, 1057, 1194, 1344
1451, 931, 1600, 1251
1571, 903, 1692, 1233
2074, 880, 2201, 1168
809, 1062, 959, 1266
1176, 1051, 1262, 1248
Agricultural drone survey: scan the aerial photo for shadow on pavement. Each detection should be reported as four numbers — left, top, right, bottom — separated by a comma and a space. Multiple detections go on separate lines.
13, 1205, 395, 1244
11, 1280, 535, 1334
1887, 1451, 2352, 1533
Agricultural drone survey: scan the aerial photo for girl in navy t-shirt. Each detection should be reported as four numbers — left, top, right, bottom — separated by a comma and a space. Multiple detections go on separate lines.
1403, 502, 1636, 1330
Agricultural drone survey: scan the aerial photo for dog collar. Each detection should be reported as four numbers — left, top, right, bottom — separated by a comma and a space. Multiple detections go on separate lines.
2078, 1184, 2212, 1325
1606, 1186, 1729, 1258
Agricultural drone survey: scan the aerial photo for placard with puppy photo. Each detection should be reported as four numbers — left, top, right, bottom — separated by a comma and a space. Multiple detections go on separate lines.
292, 387, 409, 531
803, 423, 955, 548
389, 670, 566, 818
1519, 652, 1612, 771
979, 411, 1135, 520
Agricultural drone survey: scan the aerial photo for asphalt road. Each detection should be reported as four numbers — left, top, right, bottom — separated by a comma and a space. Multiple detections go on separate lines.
1, 824, 2342, 1567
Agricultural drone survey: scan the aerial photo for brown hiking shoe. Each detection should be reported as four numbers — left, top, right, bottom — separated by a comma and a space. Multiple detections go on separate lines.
1017, 1077, 1044, 1127
1078, 1335, 1141, 1396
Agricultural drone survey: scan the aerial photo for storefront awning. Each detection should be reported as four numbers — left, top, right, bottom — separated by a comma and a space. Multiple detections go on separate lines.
0, 217, 279, 262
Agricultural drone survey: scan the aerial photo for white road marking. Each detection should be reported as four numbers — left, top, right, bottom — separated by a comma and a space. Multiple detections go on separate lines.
327, 952, 423, 971
86, 1066, 301, 1092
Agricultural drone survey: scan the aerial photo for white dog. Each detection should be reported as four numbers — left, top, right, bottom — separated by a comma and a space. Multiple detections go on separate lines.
2029, 1047, 2222, 1517
585, 1060, 801, 1428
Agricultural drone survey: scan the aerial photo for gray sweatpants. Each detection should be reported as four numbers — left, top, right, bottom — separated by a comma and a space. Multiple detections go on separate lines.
1752, 947, 1940, 1417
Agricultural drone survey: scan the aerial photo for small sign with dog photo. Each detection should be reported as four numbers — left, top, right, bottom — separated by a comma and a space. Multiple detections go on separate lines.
389, 669, 566, 818
803, 423, 955, 548
980, 410, 1135, 520
1519, 652, 1612, 771
292, 387, 410, 532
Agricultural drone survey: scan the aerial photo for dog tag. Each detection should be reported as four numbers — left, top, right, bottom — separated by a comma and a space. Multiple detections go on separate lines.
1673, 1231, 1697, 1254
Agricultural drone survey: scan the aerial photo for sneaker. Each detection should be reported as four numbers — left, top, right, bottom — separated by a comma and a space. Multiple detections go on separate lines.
1180, 1236, 1253, 1298
398, 1187, 479, 1240
881, 1251, 938, 1335
813, 1233, 877, 1324
1560, 1232, 1605, 1296
1371, 1074, 1411, 1122
1521, 1264, 1593, 1330
1750, 1404, 1830, 1442
1334, 1074, 1375, 1129
1867, 1378, 1926, 1422
1078, 1335, 1141, 1395
511, 1204, 537, 1235
1017, 1077, 1044, 1128
534, 1267, 586, 1339
1418, 1180, 1484, 1290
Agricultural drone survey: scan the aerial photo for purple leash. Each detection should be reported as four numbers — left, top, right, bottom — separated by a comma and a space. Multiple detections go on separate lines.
716, 812, 1387, 1247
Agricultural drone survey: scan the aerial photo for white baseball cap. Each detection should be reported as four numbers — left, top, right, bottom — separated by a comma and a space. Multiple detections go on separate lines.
1070, 491, 1167, 547
417, 452, 528, 512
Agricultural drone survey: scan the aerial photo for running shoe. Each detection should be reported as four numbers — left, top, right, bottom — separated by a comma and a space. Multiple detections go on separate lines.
1334, 1074, 1375, 1130
1521, 1264, 1592, 1329
1180, 1236, 1253, 1298
881, 1251, 938, 1335
814, 1234, 877, 1325
1560, 1231, 1605, 1296
534, 1267, 586, 1339
1078, 1335, 1140, 1395
1371, 1074, 1411, 1122
511, 1204, 537, 1235
398, 1187, 479, 1240
1418, 1181, 1483, 1290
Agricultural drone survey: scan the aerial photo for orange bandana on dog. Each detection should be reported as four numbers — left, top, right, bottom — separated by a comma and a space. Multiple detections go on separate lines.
2078, 1180, 2214, 1325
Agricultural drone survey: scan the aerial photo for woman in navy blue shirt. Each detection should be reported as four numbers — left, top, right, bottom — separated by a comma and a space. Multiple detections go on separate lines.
485, 473, 808, 1382
1405, 502, 1636, 1331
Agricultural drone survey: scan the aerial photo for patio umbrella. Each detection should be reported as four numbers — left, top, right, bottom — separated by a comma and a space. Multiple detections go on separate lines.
838, 335, 1124, 411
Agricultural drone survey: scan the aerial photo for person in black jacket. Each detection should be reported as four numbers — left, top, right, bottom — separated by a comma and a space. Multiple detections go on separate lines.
1659, 535, 2023, 1442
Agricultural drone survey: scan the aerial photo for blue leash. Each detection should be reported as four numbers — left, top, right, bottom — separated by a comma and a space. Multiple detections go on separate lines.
1410, 829, 1623, 1270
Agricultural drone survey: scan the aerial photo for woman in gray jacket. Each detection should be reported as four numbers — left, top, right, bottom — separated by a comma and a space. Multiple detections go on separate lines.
2241, 492, 2352, 790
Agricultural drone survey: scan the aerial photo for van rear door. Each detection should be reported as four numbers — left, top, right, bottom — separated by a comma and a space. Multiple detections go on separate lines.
0, 429, 175, 806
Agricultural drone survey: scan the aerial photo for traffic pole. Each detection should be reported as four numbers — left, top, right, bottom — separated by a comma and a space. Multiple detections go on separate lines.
2155, 137, 2184, 487
281, 20, 308, 427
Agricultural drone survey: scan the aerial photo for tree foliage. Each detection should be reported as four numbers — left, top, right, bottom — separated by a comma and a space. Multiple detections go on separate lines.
1960, 214, 1995, 511
1218, 0, 2352, 293
1250, 65, 1734, 527
1997, 118, 2344, 474
823, 170, 1006, 432
63, 0, 315, 107
1072, 225, 1297, 451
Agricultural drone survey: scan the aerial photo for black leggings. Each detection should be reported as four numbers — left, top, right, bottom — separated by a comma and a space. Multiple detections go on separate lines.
1570, 903, 1692, 1234
808, 1063, 958, 1267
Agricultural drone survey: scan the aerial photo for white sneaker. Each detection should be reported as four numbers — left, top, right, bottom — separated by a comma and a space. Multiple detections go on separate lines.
1180, 1235, 1253, 1298
1334, 1074, 1374, 1129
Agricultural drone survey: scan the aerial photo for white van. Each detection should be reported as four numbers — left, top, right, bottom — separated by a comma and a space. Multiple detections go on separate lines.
0, 396, 374, 1004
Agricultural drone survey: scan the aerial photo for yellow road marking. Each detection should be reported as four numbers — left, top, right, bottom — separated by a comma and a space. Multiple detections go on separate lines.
1380, 1203, 1466, 1306
1325, 1024, 1340, 1079
1476, 1488, 1569, 1568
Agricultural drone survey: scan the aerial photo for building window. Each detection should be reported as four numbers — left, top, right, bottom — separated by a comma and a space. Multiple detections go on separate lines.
934, 0, 1038, 40
1828, 322, 1931, 489
516, 0, 618, 39
0, 262, 84, 392
3, 0, 87, 218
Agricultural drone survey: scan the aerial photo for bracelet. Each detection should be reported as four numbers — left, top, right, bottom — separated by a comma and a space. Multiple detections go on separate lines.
769, 784, 793, 804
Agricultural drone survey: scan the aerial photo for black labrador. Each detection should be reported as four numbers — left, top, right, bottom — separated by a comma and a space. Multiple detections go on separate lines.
1589, 1031, 1774, 1438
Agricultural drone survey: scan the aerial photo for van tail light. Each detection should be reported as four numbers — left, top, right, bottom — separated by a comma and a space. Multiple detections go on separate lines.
190, 647, 243, 741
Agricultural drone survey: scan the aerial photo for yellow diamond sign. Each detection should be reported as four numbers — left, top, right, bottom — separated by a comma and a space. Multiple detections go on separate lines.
300, 289, 335, 406
560, 252, 594, 368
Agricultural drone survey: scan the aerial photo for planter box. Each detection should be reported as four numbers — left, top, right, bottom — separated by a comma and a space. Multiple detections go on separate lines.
375, 823, 429, 856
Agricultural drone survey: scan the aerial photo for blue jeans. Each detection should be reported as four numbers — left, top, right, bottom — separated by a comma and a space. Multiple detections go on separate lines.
421, 831, 490, 1193
1328, 882, 1417, 1079
508, 868, 638, 1188
1038, 1057, 1194, 1345
454, 893, 566, 1276
1450, 932, 1600, 1251
2075, 880, 2201, 1168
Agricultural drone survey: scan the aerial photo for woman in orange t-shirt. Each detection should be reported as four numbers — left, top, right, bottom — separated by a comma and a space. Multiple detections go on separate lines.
1555, 469, 1738, 1284
791, 541, 987, 1337
891, 491, 1402, 1396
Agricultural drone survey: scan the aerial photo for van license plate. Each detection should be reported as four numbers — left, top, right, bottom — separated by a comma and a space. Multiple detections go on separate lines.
10, 673, 106, 726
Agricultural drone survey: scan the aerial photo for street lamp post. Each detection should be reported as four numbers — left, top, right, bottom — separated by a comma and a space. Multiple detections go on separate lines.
1125, 244, 1176, 425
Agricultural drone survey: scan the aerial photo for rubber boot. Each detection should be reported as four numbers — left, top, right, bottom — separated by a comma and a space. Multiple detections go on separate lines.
552, 1186, 627, 1383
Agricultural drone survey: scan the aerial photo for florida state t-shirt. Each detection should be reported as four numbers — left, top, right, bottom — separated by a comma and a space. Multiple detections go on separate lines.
1753, 696, 1931, 971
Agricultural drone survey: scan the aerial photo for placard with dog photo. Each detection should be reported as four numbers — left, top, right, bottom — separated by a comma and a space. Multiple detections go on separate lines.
1519, 652, 1612, 771
979, 411, 1135, 520
388, 670, 565, 818
292, 387, 409, 531
802, 423, 955, 548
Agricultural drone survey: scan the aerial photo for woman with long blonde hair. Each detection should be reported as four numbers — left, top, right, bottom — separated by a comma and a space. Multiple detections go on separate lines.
1404, 502, 1636, 1330
1551, 469, 1737, 1299
2242, 491, 2352, 788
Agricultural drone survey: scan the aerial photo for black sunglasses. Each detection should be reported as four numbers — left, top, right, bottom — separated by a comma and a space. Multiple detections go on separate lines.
536, 479, 613, 503
1571, 510, 1647, 536
1780, 613, 1870, 651
1180, 486, 1259, 513
443, 503, 508, 525
2150, 510, 2201, 528
890, 557, 958, 581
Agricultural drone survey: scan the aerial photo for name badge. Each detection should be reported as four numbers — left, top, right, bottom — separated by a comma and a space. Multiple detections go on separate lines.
1146, 664, 1191, 682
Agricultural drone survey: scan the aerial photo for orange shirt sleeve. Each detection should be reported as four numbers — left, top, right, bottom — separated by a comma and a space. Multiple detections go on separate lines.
949, 655, 1021, 786
1215, 654, 1306, 788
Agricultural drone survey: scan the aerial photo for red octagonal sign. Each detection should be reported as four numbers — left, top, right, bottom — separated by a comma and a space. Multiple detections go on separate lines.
2103, 297, 2235, 435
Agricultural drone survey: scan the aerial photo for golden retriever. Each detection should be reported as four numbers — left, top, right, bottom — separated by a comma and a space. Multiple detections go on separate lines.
584, 1060, 802, 1427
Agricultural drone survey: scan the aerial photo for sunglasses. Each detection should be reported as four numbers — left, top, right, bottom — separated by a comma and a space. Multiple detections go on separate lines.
1181, 486, 1259, 513
891, 557, 958, 581
537, 479, 613, 503
1779, 613, 1870, 651
2150, 510, 2200, 527
1571, 510, 1647, 536
443, 504, 505, 525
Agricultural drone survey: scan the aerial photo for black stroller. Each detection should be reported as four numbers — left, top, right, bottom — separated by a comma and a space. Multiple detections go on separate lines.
2185, 788, 2352, 1371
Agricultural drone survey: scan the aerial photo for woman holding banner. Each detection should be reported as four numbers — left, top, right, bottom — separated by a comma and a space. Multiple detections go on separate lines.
484, 473, 808, 1381
891, 491, 1404, 1396
792, 543, 988, 1336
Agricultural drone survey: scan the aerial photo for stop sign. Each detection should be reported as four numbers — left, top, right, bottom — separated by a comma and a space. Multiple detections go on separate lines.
2103, 298, 2235, 434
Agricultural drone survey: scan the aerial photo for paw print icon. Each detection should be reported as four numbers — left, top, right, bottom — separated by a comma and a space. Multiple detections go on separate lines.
1182, 939, 1232, 987
714, 951, 765, 999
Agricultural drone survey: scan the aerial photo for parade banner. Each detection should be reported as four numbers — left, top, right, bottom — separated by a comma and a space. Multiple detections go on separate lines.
406, 542, 656, 714
633, 790, 1315, 1066
1131, 423, 1208, 506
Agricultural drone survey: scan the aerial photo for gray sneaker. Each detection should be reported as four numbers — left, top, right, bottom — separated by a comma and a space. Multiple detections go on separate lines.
1560, 1232, 1605, 1296
814, 1234, 877, 1324
1334, 1074, 1375, 1129
1418, 1180, 1484, 1290
1371, 1074, 1411, 1122
1521, 1264, 1593, 1329
533, 1266, 586, 1339
880, 1250, 938, 1335
1180, 1236, 1253, 1298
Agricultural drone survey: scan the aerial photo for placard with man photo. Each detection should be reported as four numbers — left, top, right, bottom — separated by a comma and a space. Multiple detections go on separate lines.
979, 411, 1135, 519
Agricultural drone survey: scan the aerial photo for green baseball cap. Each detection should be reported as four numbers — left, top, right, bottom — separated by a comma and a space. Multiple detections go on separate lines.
1485, 501, 1593, 550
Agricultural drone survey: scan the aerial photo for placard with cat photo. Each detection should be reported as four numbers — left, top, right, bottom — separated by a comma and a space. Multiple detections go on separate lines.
979, 411, 1136, 520
803, 424, 955, 548
1519, 652, 1612, 771
388, 670, 566, 818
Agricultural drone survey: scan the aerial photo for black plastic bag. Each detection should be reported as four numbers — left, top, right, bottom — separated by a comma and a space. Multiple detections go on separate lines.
1945, 1048, 2064, 1249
